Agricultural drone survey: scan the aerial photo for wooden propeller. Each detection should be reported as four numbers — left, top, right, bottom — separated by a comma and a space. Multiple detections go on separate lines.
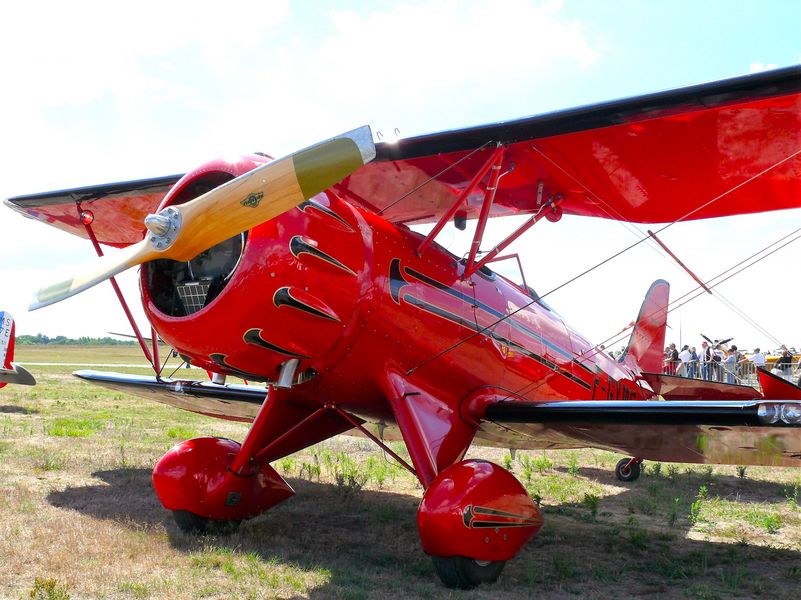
30, 126, 375, 311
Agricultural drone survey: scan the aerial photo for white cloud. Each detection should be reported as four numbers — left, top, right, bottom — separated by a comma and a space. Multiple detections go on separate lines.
1, 0, 797, 351
749, 62, 778, 73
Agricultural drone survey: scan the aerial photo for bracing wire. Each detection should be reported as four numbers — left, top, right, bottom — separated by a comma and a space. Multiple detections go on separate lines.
405, 147, 801, 376
500, 228, 801, 401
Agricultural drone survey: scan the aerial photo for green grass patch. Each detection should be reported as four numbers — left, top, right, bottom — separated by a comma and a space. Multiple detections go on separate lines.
31, 449, 67, 472
46, 417, 105, 437
166, 426, 196, 439
28, 577, 71, 600
530, 473, 604, 505
118, 581, 149, 598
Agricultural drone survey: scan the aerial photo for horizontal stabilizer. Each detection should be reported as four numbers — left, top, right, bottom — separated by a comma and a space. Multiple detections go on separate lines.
758, 367, 801, 400
0, 364, 36, 386
639, 372, 759, 400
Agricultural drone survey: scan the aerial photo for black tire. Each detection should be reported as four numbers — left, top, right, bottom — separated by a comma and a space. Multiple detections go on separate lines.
615, 458, 641, 482
172, 510, 241, 535
431, 555, 506, 589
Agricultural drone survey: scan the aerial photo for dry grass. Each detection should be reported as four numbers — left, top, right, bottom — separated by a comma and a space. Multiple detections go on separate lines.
2, 345, 801, 599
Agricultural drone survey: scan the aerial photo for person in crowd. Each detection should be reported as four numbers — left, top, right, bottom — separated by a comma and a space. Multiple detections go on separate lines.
749, 348, 767, 369
678, 344, 692, 377
668, 343, 679, 375
700, 341, 712, 380
712, 344, 725, 381
688, 346, 698, 379
724, 348, 737, 384
730, 345, 743, 380
776, 349, 794, 379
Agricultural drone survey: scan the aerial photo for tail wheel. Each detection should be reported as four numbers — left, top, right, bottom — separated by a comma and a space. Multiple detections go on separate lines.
172, 510, 241, 535
431, 556, 506, 589
615, 457, 642, 482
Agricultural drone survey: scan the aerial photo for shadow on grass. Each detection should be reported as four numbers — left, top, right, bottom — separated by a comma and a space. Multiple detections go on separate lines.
47, 467, 801, 598
48, 468, 167, 527
0, 404, 39, 414
564, 464, 796, 502
48, 470, 441, 597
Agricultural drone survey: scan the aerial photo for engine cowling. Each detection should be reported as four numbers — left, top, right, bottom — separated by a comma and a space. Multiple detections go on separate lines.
140, 156, 372, 384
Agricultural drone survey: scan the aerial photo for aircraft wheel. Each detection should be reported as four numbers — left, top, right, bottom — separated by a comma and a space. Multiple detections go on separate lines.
615, 458, 641, 482
172, 510, 241, 535
431, 556, 506, 589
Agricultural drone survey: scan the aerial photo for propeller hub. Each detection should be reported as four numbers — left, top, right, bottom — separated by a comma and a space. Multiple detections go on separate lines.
145, 207, 182, 250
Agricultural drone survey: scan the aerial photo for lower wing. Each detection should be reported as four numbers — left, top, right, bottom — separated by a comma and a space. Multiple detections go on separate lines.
76, 369, 801, 467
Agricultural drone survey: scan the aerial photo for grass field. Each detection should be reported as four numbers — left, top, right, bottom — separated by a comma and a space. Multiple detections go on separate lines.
2, 346, 801, 599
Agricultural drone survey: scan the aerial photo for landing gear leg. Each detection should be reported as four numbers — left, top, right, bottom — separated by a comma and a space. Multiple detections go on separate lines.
418, 460, 542, 589
615, 457, 642, 482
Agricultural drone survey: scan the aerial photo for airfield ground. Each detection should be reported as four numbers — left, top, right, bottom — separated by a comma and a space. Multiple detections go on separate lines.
2, 345, 801, 599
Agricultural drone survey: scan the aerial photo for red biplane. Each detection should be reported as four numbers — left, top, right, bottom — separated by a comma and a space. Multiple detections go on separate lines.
6, 66, 801, 588
0, 312, 36, 388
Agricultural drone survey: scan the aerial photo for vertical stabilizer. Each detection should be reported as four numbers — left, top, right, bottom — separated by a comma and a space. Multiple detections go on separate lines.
0, 312, 36, 388
619, 280, 670, 374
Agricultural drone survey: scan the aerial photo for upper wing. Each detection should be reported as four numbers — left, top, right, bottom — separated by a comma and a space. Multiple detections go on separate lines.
7, 67, 800, 247
340, 65, 801, 225
5, 174, 182, 248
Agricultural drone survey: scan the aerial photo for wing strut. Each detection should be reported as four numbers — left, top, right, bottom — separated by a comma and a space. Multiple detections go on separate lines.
417, 145, 504, 255
465, 191, 564, 278
415, 143, 565, 280
78, 202, 160, 375
330, 405, 418, 477
464, 147, 507, 275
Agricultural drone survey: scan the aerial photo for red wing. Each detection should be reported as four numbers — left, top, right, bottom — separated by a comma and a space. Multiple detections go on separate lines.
5, 174, 182, 248
481, 398, 801, 467
340, 66, 801, 225
8, 67, 800, 246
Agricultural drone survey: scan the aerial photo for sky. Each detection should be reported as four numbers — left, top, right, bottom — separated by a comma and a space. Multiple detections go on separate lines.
0, 0, 799, 354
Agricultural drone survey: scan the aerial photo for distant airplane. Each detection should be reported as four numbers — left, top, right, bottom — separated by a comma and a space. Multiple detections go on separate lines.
0, 311, 36, 388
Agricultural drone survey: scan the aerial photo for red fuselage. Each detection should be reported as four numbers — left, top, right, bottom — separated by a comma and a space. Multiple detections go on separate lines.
142, 159, 649, 432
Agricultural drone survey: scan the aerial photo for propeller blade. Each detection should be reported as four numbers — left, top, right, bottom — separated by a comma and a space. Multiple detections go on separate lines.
30, 126, 375, 311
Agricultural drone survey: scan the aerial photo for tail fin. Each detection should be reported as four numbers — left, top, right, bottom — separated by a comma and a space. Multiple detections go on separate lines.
0, 312, 36, 388
619, 280, 669, 374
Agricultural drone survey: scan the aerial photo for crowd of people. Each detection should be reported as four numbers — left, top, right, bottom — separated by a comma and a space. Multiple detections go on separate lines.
662, 342, 799, 385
